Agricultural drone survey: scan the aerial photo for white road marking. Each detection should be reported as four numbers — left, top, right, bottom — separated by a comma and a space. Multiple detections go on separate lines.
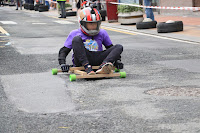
54, 20, 74, 24
32, 23, 47, 25
0, 21, 17, 24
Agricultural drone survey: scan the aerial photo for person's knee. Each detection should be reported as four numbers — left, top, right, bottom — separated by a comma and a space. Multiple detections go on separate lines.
72, 36, 82, 44
115, 44, 123, 52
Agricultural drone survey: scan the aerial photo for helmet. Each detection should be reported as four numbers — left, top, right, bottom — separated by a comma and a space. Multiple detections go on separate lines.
79, 7, 102, 36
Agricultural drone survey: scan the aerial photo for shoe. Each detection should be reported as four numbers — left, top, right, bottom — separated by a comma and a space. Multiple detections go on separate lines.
84, 64, 95, 75
16, 8, 18, 10
96, 62, 113, 74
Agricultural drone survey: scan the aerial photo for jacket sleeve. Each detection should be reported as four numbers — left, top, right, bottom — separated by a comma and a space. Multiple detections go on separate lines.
105, 44, 113, 49
58, 46, 71, 65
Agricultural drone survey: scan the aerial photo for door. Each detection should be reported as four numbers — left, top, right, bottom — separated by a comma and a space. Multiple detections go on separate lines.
193, 0, 200, 7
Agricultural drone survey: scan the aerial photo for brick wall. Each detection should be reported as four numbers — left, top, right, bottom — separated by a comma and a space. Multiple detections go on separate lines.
159, 0, 197, 16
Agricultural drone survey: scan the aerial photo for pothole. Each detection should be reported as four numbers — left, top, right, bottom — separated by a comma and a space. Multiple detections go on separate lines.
145, 86, 200, 97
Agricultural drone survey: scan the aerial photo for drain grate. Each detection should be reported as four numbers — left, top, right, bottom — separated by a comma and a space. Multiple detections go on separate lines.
145, 86, 200, 97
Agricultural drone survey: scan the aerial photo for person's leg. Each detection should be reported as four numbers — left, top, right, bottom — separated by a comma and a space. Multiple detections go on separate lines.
72, 36, 91, 66
98, 44, 123, 64
144, 0, 154, 21
62, 1, 66, 17
95, 44, 123, 74
20, 0, 22, 10
60, 2, 66, 18
72, 36, 95, 74
16, 0, 19, 9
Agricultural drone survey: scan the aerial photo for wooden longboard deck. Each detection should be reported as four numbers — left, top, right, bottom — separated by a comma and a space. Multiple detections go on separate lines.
52, 66, 126, 81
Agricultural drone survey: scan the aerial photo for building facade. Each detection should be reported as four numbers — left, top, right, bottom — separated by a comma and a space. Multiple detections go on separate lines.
159, 0, 200, 16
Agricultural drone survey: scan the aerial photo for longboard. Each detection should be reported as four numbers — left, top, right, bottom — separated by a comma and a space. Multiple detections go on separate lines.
52, 66, 126, 81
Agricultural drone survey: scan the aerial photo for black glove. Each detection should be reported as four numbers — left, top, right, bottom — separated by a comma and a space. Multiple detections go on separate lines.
60, 64, 70, 72
114, 60, 124, 69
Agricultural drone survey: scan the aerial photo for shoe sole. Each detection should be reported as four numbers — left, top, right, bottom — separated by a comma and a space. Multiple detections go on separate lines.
88, 71, 96, 75
96, 63, 113, 74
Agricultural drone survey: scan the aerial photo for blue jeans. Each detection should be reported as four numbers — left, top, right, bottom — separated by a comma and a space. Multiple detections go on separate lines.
144, 0, 154, 21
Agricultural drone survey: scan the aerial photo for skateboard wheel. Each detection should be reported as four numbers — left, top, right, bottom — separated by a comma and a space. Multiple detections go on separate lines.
115, 68, 120, 72
69, 74, 76, 81
52, 68, 58, 75
119, 72, 126, 78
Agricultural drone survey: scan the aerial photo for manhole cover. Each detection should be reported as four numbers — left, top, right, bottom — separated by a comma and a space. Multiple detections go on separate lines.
145, 86, 200, 97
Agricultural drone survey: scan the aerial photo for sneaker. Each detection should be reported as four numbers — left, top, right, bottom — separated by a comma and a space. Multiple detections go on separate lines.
96, 62, 113, 74
85, 65, 95, 75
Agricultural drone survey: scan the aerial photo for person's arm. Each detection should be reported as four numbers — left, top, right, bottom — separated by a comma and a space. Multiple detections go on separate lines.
105, 44, 113, 49
58, 46, 71, 65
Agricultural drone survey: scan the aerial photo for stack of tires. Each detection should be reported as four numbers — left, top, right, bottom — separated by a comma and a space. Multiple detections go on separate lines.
136, 18, 183, 33
157, 21, 183, 33
136, 21, 157, 29
28, 4, 34, 10
38, 5, 49, 12
24, 3, 28, 9
34, 4, 43, 11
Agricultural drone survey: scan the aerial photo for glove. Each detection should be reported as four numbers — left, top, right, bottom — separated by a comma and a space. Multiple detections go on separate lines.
60, 64, 70, 72
114, 60, 124, 69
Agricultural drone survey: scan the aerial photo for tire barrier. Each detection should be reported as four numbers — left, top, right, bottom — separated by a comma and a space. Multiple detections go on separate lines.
29, 4, 34, 10
66, 11, 77, 17
34, 4, 43, 11
24, 3, 28, 9
136, 21, 157, 29
38, 5, 49, 12
157, 21, 183, 33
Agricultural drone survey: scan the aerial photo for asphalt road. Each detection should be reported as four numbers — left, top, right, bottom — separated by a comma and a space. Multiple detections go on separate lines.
1, 6, 200, 133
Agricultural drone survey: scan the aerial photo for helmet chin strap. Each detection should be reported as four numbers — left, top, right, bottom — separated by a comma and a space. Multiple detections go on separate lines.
81, 25, 100, 36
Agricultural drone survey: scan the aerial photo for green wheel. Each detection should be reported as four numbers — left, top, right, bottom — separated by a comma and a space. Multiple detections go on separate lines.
69, 74, 76, 81
119, 72, 126, 78
115, 68, 120, 72
52, 68, 58, 75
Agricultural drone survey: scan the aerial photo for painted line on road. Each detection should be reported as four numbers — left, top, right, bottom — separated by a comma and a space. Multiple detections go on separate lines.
32, 23, 47, 24
101, 26, 136, 35
0, 26, 10, 36
0, 21, 17, 24
54, 20, 75, 24
5, 42, 11, 45
47, 15, 66, 20
0, 36, 8, 37
101, 26, 200, 45
0, 41, 8, 42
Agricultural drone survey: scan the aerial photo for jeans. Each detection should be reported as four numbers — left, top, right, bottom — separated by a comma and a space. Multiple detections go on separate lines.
144, 0, 154, 21
16, 0, 22, 10
72, 36, 123, 66
58, 1, 66, 18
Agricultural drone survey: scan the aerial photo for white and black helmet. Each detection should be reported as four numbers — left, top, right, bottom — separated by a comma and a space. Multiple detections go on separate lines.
79, 7, 102, 36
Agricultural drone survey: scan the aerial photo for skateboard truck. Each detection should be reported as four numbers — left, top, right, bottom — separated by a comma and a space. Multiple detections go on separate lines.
52, 66, 126, 81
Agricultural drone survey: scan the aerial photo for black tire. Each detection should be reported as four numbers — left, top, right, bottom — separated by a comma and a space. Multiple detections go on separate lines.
99, 10, 106, 21
29, 4, 34, 10
136, 21, 157, 29
38, 5, 49, 12
66, 11, 77, 17
34, 4, 43, 11
9, 4, 15, 6
157, 21, 183, 33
